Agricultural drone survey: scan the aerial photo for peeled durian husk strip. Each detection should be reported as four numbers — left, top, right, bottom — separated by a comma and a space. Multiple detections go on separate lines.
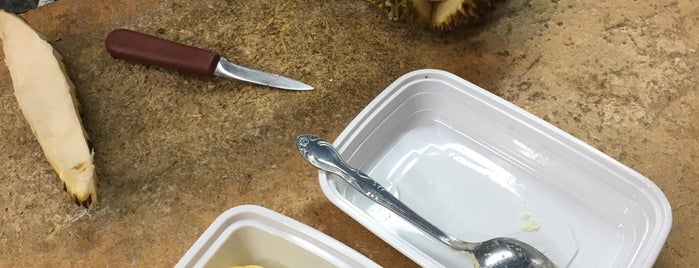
0, 10, 98, 207
432, 0, 469, 27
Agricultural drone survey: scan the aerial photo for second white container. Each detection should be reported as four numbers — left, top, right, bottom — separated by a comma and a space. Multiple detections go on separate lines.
318, 69, 672, 268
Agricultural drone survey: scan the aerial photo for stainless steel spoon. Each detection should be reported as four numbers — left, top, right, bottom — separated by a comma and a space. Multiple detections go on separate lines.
296, 134, 556, 268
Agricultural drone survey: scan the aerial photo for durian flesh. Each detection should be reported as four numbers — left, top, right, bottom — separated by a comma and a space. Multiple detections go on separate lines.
369, 0, 497, 28
0, 10, 98, 207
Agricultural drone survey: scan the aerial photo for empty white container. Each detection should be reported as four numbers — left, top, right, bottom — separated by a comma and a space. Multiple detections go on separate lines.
176, 205, 380, 268
318, 69, 672, 267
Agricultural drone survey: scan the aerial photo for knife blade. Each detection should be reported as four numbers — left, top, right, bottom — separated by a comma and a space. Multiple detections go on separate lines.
104, 29, 313, 91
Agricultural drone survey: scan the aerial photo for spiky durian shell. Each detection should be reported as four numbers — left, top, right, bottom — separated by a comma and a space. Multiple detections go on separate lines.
368, 0, 498, 28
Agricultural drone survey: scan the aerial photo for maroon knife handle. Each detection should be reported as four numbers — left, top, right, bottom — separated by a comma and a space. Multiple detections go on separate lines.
105, 29, 221, 77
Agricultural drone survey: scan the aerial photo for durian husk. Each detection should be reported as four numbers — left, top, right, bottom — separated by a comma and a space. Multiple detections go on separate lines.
368, 0, 498, 28
0, 10, 98, 207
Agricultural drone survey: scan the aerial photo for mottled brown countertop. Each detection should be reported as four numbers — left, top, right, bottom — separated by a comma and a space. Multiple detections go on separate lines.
1, 0, 697, 267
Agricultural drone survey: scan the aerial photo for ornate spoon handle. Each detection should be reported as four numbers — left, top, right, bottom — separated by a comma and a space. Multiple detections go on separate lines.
295, 134, 472, 249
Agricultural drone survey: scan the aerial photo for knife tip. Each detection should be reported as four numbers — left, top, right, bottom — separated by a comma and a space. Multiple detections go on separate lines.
288, 83, 314, 91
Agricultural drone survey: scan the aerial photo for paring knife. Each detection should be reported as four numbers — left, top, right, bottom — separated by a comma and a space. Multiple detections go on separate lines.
104, 29, 313, 91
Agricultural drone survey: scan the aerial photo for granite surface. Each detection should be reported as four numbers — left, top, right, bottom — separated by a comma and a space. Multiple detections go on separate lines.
1, 0, 697, 267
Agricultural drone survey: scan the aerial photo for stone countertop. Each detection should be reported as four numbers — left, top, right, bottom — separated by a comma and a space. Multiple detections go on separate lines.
1, 0, 697, 267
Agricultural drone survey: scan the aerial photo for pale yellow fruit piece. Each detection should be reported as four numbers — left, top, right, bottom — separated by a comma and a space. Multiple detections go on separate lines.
0, 10, 97, 207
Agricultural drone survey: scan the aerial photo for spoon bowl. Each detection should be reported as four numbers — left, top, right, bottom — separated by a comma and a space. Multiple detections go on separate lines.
296, 134, 556, 268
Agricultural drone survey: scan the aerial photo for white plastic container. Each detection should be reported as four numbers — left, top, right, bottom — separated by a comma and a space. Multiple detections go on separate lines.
176, 205, 380, 268
318, 69, 672, 267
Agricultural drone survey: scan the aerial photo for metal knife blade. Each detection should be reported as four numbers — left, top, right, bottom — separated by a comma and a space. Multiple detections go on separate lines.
104, 29, 313, 91
214, 58, 313, 90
